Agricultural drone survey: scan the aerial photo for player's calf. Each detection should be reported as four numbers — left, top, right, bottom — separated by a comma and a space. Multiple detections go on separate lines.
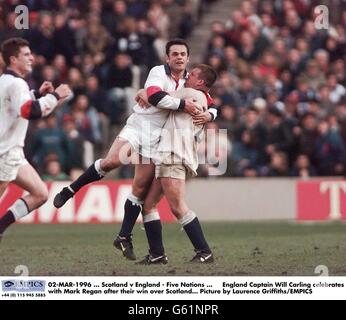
32, 185, 49, 207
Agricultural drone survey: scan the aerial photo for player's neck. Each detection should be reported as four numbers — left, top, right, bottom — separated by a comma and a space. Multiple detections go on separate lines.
171, 70, 185, 80
7, 66, 25, 78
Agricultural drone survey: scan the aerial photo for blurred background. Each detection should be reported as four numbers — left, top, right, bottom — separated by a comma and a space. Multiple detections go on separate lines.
0, 0, 345, 223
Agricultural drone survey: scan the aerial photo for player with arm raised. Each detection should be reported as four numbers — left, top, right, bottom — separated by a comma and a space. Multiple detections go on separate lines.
0, 37, 71, 241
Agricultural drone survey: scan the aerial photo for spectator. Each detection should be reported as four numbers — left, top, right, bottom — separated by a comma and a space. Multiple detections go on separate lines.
327, 73, 346, 104
313, 120, 346, 176
232, 129, 259, 176
26, 11, 56, 62
106, 53, 137, 119
61, 114, 85, 175
42, 156, 70, 181
231, 75, 260, 113
29, 114, 71, 172
265, 151, 289, 177
290, 154, 317, 178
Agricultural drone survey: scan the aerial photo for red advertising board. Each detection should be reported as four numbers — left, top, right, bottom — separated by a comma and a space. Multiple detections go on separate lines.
297, 180, 346, 221
0, 181, 174, 223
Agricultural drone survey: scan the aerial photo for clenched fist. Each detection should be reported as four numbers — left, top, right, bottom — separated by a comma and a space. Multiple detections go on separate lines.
55, 84, 72, 100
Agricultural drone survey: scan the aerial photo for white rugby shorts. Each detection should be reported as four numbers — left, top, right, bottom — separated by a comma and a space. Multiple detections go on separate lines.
0, 147, 28, 182
118, 113, 167, 160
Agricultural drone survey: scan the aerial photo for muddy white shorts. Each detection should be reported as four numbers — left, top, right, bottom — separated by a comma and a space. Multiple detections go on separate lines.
0, 147, 28, 182
118, 113, 168, 160
155, 163, 187, 180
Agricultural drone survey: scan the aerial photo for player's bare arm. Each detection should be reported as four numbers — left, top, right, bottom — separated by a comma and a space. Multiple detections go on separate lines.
192, 111, 213, 126
38, 81, 54, 95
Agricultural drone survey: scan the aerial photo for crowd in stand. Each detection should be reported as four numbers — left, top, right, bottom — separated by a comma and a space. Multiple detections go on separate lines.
0, 0, 345, 179
0, 0, 209, 179
200, 0, 346, 178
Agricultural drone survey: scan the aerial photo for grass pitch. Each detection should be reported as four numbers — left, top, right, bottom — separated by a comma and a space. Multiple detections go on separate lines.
0, 222, 345, 276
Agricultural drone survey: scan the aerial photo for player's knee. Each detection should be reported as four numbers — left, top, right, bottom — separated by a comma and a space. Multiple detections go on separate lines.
132, 183, 147, 200
143, 203, 155, 214
35, 185, 49, 205
101, 157, 120, 172
171, 208, 184, 219
169, 202, 185, 218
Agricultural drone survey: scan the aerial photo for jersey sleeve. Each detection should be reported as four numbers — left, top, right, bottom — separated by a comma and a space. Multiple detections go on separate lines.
208, 106, 218, 120
145, 66, 184, 111
206, 93, 217, 120
8, 79, 59, 120
169, 88, 207, 111
171, 88, 217, 119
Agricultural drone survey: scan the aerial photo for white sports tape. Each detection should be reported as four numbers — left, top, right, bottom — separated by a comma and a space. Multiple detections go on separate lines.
94, 159, 106, 176
143, 211, 160, 223
10, 198, 29, 220
179, 210, 196, 226
128, 193, 144, 205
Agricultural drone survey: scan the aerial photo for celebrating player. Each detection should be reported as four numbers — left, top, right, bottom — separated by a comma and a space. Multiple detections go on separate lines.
136, 64, 217, 264
0, 37, 72, 241
53, 39, 217, 260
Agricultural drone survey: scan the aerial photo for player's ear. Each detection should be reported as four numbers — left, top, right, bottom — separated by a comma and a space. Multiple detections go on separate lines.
9, 55, 17, 65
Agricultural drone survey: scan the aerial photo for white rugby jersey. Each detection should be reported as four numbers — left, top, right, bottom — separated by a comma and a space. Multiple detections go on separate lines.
156, 88, 208, 177
133, 64, 218, 120
0, 71, 58, 156
133, 64, 186, 115
0, 73, 31, 155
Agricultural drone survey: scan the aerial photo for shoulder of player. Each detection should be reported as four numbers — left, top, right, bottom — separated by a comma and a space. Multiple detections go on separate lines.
148, 65, 166, 76
182, 88, 207, 102
2, 74, 29, 92
9, 76, 29, 92
184, 87, 202, 95
145, 65, 169, 89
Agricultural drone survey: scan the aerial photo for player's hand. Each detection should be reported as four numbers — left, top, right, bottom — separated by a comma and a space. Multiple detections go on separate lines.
184, 99, 201, 115
54, 84, 72, 100
39, 81, 54, 95
135, 89, 150, 109
192, 110, 212, 125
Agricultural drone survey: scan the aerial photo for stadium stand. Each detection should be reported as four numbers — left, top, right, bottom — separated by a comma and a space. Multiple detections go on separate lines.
0, 0, 345, 179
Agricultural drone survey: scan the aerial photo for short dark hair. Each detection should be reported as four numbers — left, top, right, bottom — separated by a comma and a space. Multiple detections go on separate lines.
1, 37, 29, 65
195, 64, 217, 88
165, 38, 190, 56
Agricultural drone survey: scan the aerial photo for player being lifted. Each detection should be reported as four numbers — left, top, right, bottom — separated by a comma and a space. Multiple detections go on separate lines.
53, 39, 217, 259
0, 38, 71, 241
135, 64, 217, 264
